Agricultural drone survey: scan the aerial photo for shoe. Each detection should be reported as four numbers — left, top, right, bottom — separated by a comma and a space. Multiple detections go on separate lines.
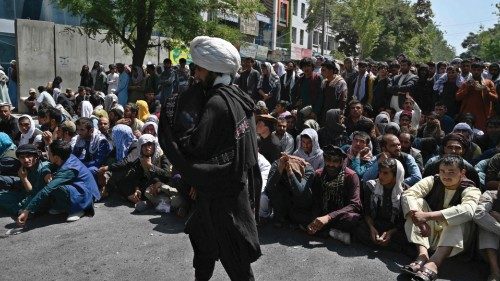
135, 201, 150, 213
48, 209, 65, 215
329, 228, 351, 245
66, 211, 84, 222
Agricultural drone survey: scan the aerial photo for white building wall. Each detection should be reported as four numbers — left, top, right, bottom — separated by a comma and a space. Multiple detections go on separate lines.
290, 0, 309, 49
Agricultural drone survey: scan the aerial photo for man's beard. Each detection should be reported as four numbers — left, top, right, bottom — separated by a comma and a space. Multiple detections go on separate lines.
325, 167, 342, 177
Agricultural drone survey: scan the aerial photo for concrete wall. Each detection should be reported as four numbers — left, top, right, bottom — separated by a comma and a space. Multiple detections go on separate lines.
86, 31, 114, 72
54, 24, 88, 92
15, 20, 168, 113
16, 19, 55, 113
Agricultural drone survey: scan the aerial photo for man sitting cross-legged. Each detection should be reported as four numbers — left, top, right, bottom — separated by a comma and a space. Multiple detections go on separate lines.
306, 145, 362, 244
400, 155, 481, 281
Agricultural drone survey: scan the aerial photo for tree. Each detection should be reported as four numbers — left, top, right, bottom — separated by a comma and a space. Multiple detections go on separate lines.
53, 0, 263, 66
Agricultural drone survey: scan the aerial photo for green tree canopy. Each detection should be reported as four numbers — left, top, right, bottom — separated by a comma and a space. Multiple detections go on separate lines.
53, 0, 263, 66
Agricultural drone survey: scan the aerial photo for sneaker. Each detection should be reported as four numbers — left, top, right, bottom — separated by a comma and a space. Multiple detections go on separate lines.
48, 209, 65, 215
66, 211, 84, 222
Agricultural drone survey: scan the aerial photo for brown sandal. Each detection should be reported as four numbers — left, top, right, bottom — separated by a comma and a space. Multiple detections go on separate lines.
401, 260, 425, 276
412, 266, 438, 281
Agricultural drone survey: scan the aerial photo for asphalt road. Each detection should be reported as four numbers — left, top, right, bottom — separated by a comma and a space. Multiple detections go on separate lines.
0, 197, 489, 281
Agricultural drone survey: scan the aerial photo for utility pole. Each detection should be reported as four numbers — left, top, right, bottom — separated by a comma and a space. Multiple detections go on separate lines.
321, 0, 326, 55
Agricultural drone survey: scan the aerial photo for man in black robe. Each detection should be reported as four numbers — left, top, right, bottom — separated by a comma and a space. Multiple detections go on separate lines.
159, 36, 261, 281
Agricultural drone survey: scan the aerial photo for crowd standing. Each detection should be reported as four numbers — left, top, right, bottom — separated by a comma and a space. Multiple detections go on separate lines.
1, 42, 500, 281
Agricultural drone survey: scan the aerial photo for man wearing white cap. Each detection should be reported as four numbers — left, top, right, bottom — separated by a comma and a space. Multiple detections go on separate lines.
159, 36, 261, 280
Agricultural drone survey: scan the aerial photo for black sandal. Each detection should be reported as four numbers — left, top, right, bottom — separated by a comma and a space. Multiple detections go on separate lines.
412, 266, 438, 281
401, 260, 426, 276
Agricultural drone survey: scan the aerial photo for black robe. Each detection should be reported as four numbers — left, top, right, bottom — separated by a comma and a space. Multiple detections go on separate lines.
158, 83, 261, 266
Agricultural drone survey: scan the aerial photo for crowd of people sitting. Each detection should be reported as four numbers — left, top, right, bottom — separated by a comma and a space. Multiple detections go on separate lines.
0, 53, 499, 281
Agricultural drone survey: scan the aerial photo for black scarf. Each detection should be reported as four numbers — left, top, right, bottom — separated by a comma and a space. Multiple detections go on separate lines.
425, 175, 474, 211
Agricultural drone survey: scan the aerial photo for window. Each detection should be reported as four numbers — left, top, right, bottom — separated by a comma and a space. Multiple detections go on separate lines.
279, 1, 288, 24
313, 31, 319, 45
292, 27, 297, 44
293, 0, 298, 16
301, 3, 305, 19
327, 36, 334, 50
300, 29, 304, 45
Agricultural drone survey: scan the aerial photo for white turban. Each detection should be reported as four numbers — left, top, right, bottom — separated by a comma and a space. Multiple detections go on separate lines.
190, 36, 241, 75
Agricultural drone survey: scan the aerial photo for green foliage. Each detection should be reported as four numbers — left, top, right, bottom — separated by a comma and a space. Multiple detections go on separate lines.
53, 0, 264, 65
460, 24, 500, 61
307, 0, 455, 61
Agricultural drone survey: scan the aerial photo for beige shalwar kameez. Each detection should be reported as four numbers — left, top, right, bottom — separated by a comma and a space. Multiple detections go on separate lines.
402, 176, 481, 256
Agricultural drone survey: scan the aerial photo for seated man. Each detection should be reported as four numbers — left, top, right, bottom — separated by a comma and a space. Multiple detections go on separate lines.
16, 140, 101, 226
342, 131, 374, 178
399, 130, 424, 172
256, 114, 281, 163
272, 117, 294, 155
401, 155, 481, 280
363, 134, 422, 187
393, 96, 422, 132
0, 144, 51, 215
265, 154, 314, 227
423, 133, 481, 189
0, 102, 19, 140
355, 158, 411, 252
72, 117, 111, 175
101, 134, 170, 209
307, 146, 361, 244
293, 128, 324, 170
37, 106, 63, 134
318, 109, 350, 149
473, 187, 500, 281
452, 122, 482, 163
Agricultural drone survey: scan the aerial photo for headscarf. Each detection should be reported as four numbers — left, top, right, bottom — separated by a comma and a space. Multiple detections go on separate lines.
273, 62, 286, 77
111, 124, 135, 161
374, 112, 390, 135
324, 109, 345, 134
104, 94, 118, 112
293, 128, 324, 170
17, 115, 36, 146
189, 36, 241, 75
0, 132, 15, 157
136, 100, 150, 122
366, 158, 405, 222
127, 134, 164, 167
80, 100, 93, 118
145, 114, 159, 124
141, 121, 158, 136
258, 62, 280, 90
385, 122, 401, 135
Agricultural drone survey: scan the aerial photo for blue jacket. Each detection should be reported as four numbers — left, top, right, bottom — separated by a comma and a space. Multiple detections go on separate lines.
363, 152, 422, 186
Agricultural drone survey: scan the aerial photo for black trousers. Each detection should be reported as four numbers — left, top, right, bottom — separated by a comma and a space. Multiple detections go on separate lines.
190, 233, 255, 281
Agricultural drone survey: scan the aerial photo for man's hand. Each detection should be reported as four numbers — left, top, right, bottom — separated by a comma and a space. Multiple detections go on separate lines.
379, 229, 396, 246
98, 166, 108, 175
358, 147, 370, 158
278, 154, 288, 174
147, 182, 162, 196
369, 225, 380, 244
411, 211, 429, 225
418, 222, 431, 237
42, 131, 53, 145
307, 215, 331, 235
17, 210, 29, 227
18, 167, 28, 179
